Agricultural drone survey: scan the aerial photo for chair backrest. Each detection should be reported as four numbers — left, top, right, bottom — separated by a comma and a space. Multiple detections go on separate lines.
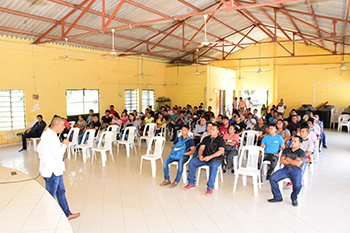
146, 136, 165, 156
97, 131, 113, 148
158, 126, 166, 137
122, 126, 137, 142
142, 123, 156, 136
238, 146, 264, 170
68, 128, 80, 144
81, 129, 96, 146
241, 130, 259, 146
177, 131, 194, 138
339, 114, 350, 122
107, 125, 120, 139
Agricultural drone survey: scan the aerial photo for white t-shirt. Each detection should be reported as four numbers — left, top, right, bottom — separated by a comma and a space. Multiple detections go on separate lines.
245, 118, 256, 129
247, 101, 253, 109
277, 104, 285, 113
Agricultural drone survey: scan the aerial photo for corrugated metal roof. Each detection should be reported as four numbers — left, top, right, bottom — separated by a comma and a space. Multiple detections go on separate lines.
0, 0, 349, 63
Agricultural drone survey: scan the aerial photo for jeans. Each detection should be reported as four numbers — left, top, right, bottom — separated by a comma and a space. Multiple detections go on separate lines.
44, 173, 72, 217
188, 157, 221, 190
78, 133, 88, 144
21, 131, 41, 149
270, 167, 302, 201
258, 153, 278, 176
320, 131, 326, 147
163, 155, 190, 183
301, 162, 308, 176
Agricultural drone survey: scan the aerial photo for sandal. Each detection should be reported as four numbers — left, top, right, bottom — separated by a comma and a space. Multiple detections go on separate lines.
160, 180, 171, 186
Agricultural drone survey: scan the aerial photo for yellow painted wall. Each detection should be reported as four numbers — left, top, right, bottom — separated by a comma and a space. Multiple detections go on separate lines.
0, 36, 166, 145
213, 39, 350, 112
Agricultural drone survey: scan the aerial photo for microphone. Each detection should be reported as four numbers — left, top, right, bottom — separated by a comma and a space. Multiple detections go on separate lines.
62, 133, 68, 139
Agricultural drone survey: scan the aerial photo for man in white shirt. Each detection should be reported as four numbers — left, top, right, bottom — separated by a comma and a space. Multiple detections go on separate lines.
37, 117, 80, 220
277, 98, 287, 116
247, 97, 253, 111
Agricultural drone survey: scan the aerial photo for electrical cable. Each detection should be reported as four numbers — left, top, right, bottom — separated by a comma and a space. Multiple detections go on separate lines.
0, 172, 41, 184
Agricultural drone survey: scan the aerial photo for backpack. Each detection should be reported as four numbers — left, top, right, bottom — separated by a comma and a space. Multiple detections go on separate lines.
169, 137, 192, 160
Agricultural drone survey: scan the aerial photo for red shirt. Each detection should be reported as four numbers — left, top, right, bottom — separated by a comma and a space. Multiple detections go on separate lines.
110, 110, 116, 115
219, 125, 228, 135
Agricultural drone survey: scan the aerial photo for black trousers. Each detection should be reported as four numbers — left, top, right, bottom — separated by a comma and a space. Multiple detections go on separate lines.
169, 123, 183, 140
21, 131, 41, 149
258, 153, 278, 176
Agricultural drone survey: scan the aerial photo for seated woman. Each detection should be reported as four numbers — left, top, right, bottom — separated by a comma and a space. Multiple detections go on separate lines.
253, 117, 268, 145
155, 112, 167, 136
74, 115, 87, 135
111, 112, 122, 126
120, 114, 140, 140
120, 111, 129, 126
222, 125, 240, 173
276, 119, 291, 146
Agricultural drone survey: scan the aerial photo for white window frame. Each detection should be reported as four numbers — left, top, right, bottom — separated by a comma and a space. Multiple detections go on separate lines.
0, 89, 26, 131
66, 89, 99, 116
142, 89, 155, 112
124, 89, 139, 113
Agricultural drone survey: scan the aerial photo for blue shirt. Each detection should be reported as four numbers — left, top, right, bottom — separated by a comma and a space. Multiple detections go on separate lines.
261, 134, 284, 154
173, 136, 195, 152
268, 117, 275, 123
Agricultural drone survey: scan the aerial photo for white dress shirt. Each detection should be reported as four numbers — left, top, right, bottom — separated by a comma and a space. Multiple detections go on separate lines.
37, 128, 67, 178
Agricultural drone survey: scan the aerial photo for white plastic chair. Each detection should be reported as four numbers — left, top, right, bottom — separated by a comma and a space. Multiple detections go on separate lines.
157, 126, 167, 141
139, 136, 166, 177
337, 114, 350, 132
233, 146, 263, 197
28, 138, 40, 152
92, 131, 114, 167
107, 125, 120, 141
196, 164, 224, 189
69, 121, 75, 129
139, 123, 157, 149
67, 127, 80, 159
262, 150, 283, 177
76, 129, 95, 163
177, 131, 193, 138
117, 126, 137, 157
330, 108, 344, 129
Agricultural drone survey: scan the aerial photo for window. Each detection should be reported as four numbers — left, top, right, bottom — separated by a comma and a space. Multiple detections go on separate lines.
142, 89, 155, 112
0, 90, 26, 131
66, 89, 99, 116
124, 89, 139, 113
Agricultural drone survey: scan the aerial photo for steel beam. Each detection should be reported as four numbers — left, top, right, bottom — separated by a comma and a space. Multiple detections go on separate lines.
224, 26, 255, 59
149, 23, 182, 50
103, 0, 125, 30
33, 0, 90, 44
306, 0, 325, 48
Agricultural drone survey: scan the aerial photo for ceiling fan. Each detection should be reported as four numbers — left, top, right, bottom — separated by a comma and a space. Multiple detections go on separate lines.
256, 44, 274, 74
195, 49, 206, 75
136, 54, 153, 78
197, 14, 233, 49
325, 55, 350, 71
237, 59, 247, 80
101, 29, 118, 57
54, 38, 85, 61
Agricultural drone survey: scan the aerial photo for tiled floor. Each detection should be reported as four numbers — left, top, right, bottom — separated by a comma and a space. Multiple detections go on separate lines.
0, 129, 349, 233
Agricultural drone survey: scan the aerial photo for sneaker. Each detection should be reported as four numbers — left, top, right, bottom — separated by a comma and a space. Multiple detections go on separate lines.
285, 182, 293, 188
292, 200, 298, 207
206, 188, 213, 196
267, 198, 283, 203
183, 184, 196, 191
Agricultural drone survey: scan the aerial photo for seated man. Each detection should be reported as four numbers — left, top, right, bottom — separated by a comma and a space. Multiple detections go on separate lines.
231, 115, 246, 136
252, 109, 259, 121
287, 115, 300, 136
193, 117, 207, 145
160, 125, 195, 188
184, 124, 225, 195
86, 109, 94, 125
169, 110, 187, 141
18, 114, 46, 152
216, 114, 223, 127
244, 113, 256, 130
219, 116, 230, 135
268, 136, 306, 207
204, 106, 215, 119
109, 105, 116, 116
101, 110, 112, 129
78, 115, 101, 144
258, 123, 285, 180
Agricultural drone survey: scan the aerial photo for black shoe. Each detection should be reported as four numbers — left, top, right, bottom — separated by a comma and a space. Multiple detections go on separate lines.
16, 133, 22, 136
266, 175, 271, 180
292, 200, 298, 207
231, 169, 235, 174
268, 198, 283, 203
170, 138, 175, 141
18, 148, 27, 152
223, 169, 227, 174
323, 145, 327, 149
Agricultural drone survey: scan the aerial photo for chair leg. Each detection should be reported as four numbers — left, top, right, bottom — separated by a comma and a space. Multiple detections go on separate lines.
139, 158, 143, 174
258, 172, 261, 189
196, 168, 201, 186
117, 143, 120, 156
304, 168, 308, 188
133, 143, 137, 154
126, 144, 130, 157
233, 156, 238, 177
101, 151, 106, 167
151, 159, 156, 178
67, 145, 71, 159
82, 149, 87, 163
182, 163, 187, 184
33, 141, 37, 152
233, 173, 239, 192
219, 166, 223, 182
242, 175, 247, 186
214, 170, 219, 189
253, 175, 258, 197
91, 150, 95, 165
110, 149, 115, 163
